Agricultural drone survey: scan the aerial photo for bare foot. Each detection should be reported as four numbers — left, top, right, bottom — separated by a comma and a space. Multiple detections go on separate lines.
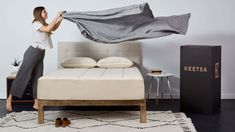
6, 95, 13, 112
33, 99, 38, 110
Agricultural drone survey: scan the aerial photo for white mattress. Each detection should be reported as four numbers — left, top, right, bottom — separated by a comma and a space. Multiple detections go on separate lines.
37, 67, 145, 100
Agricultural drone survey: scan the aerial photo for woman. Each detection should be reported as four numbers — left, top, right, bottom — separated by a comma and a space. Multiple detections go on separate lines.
6, 6, 64, 112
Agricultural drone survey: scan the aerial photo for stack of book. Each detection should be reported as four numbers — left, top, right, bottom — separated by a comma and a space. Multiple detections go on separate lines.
150, 68, 162, 74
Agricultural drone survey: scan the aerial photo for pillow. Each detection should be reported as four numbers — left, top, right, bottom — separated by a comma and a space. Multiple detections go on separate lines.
97, 57, 133, 68
61, 57, 96, 68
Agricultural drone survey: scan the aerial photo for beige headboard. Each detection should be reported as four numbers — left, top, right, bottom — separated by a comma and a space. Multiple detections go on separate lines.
58, 41, 141, 69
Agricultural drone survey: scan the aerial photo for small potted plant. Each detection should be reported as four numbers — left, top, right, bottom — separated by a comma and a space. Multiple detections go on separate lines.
11, 57, 22, 73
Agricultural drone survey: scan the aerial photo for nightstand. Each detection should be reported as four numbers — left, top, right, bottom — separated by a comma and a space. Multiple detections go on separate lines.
147, 72, 173, 104
6, 73, 34, 104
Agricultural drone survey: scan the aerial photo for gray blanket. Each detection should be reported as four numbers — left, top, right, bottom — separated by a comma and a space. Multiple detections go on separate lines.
63, 3, 190, 43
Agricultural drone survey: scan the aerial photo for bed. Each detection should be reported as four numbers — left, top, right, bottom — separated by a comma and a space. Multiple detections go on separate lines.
37, 41, 146, 124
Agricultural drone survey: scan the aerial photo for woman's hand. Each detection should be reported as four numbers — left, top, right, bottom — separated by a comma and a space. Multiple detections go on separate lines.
56, 11, 66, 18
58, 16, 63, 22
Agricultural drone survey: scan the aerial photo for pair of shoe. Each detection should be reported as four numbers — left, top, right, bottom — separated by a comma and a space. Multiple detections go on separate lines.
55, 117, 71, 127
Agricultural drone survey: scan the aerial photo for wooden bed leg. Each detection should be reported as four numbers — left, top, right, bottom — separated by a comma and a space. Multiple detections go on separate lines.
140, 100, 146, 123
38, 101, 44, 124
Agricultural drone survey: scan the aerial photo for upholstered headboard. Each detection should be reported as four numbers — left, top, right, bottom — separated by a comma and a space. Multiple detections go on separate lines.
57, 41, 141, 69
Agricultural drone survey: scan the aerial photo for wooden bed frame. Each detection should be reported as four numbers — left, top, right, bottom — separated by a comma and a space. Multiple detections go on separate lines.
38, 100, 146, 123
38, 41, 146, 123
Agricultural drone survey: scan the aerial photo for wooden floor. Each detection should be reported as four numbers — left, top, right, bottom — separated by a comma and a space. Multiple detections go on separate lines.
1, 99, 235, 132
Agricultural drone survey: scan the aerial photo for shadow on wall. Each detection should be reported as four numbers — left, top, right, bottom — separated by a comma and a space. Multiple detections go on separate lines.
138, 40, 180, 99
141, 67, 180, 99
139, 33, 235, 99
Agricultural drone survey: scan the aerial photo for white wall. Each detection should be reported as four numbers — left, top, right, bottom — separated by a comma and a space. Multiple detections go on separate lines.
0, 0, 235, 99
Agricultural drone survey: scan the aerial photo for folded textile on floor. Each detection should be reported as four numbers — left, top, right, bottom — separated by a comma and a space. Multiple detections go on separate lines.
63, 3, 191, 43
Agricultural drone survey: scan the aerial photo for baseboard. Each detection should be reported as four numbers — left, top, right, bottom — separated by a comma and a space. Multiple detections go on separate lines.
1, 93, 235, 99
147, 93, 235, 99
147, 93, 180, 99
0, 93, 6, 99
221, 93, 235, 99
